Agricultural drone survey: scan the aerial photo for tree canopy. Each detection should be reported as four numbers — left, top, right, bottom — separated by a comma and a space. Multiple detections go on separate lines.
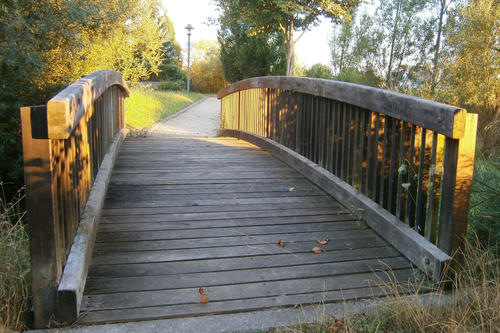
215, 0, 359, 76
0, 0, 174, 194
218, 19, 286, 82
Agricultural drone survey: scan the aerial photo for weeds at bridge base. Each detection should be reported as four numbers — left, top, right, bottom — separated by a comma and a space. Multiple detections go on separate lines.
0, 185, 31, 331
269, 237, 499, 333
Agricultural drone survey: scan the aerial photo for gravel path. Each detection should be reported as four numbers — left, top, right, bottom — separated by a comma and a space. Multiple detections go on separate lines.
146, 96, 221, 137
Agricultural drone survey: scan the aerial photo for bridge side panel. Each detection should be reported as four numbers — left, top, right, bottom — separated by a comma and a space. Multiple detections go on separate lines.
21, 106, 63, 328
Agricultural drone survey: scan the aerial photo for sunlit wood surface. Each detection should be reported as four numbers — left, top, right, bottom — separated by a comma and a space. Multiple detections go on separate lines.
80, 136, 418, 324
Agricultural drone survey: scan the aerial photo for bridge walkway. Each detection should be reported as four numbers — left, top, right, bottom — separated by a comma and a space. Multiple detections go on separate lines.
79, 135, 418, 325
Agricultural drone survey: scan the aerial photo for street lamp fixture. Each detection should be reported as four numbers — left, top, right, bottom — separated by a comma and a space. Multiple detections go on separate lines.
185, 24, 194, 92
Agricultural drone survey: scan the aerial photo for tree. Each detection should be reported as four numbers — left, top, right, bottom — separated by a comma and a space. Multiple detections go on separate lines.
189, 39, 227, 93
215, 0, 359, 76
0, 0, 168, 194
149, 10, 185, 83
304, 63, 334, 79
442, 0, 499, 152
218, 19, 286, 82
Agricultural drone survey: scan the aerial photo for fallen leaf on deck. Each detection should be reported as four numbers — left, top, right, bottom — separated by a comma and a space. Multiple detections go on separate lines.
312, 247, 326, 253
293, 304, 299, 309
282, 175, 287, 179
317, 237, 329, 245
278, 239, 285, 247
280, 294, 287, 297
198, 288, 209, 304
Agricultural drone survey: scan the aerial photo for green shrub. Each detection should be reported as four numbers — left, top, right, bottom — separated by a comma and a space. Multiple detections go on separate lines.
158, 80, 185, 91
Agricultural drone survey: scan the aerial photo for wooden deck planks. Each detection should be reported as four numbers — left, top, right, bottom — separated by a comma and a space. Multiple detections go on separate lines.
81, 137, 419, 324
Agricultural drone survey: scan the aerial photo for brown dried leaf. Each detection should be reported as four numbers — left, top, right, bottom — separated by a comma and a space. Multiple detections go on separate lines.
293, 303, 299, 309
198, 288, 209, 304
282, 174, 288, 179
312, 247, 326, 253
317, 237, 329, 245
278, 239, 285, 247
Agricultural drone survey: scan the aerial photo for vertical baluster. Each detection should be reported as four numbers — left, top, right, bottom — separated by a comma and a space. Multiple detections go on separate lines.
425, 132, 439, 243
345, 105, 353, 183
351, 106, 359, 187
387, 118, 398, 213
415, 128, 427, 235
379, 115, 389, 207
326, 100, 334, 172
364, 112, 373, 195
371, 113, 381, 202
340, 103, 347, 180
405, 124, 417, 227
357, 109, 366, 192
334, 101, 341, 175
396, 121, 407, 220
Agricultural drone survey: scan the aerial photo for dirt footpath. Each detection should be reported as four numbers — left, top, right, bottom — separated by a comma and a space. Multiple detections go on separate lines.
146, 96, 221, 137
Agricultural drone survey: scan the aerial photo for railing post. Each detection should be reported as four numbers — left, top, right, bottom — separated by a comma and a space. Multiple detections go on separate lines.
438, 113, 477, 257
21, 106, 63, 328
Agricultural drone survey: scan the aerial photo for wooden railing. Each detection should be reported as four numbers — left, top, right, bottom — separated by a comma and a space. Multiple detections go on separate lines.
218, 76, 477, 281
21, 70, 129, 327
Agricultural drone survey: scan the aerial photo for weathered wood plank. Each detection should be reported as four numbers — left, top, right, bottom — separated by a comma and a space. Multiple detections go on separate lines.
81, 269, 416, 312
100, 207, 351, 224
85, 257, 411, 294
221, 129, 451, 280
92, 229, 383, 253
95, 221, 365, 243
89, 243, 394, 276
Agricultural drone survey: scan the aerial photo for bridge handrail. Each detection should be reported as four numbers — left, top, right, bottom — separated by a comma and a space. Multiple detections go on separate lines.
218, 76, 477, 281
217, 76, 466, 139
21, 70, 129, 327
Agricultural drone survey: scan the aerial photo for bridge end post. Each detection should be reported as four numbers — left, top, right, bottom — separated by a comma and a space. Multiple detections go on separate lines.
21, 106, 64, 328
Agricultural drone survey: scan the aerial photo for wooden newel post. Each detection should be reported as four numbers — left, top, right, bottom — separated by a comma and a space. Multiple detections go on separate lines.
21, 106, 64, 328
438, 113, 478, 260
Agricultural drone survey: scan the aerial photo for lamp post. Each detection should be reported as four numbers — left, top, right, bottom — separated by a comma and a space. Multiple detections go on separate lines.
185, 24, 194, 92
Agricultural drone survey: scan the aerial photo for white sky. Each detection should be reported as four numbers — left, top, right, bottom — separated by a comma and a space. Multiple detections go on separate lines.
161, 0, 332, 68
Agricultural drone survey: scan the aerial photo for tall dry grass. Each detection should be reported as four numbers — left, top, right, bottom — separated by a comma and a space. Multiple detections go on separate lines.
0, 184, 31, 331
271, 237, 499, 332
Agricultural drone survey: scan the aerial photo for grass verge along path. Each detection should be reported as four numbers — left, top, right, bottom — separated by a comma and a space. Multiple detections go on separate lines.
125, 87, 204, 130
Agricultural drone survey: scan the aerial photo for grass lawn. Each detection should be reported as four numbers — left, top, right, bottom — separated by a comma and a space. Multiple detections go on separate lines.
125, 87, 205, 130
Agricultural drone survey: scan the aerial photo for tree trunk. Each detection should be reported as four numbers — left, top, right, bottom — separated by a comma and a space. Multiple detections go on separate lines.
386, 0, 402, 88
285, 20, 295, 76
430, 0, 446, 97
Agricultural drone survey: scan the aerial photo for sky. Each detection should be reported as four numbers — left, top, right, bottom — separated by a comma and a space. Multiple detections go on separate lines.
161, 0, 333, 68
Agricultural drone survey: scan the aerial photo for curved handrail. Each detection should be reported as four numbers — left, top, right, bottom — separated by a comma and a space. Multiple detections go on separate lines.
217, 76, 478, 280
47, 70, 129, 139
217, 76, 466, 138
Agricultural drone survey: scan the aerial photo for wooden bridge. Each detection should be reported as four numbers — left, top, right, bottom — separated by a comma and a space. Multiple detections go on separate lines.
21, 71, 477, 329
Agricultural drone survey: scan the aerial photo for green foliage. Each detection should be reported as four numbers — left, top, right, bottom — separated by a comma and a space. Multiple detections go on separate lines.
189, 40, 227, 94
304, 63, 334, 79
441, 0, 499, 152
158, 80, 185, 91
125, 87, 204, 130
215, 0, 359, 76
336, 67, 382, 87
0, 0, 170, 195
468, 156, 500, 254
0, 186, 30, 331
218, 19, 286, 82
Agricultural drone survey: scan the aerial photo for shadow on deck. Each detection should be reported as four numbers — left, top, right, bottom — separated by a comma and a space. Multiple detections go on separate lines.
80, 136, 419, 325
